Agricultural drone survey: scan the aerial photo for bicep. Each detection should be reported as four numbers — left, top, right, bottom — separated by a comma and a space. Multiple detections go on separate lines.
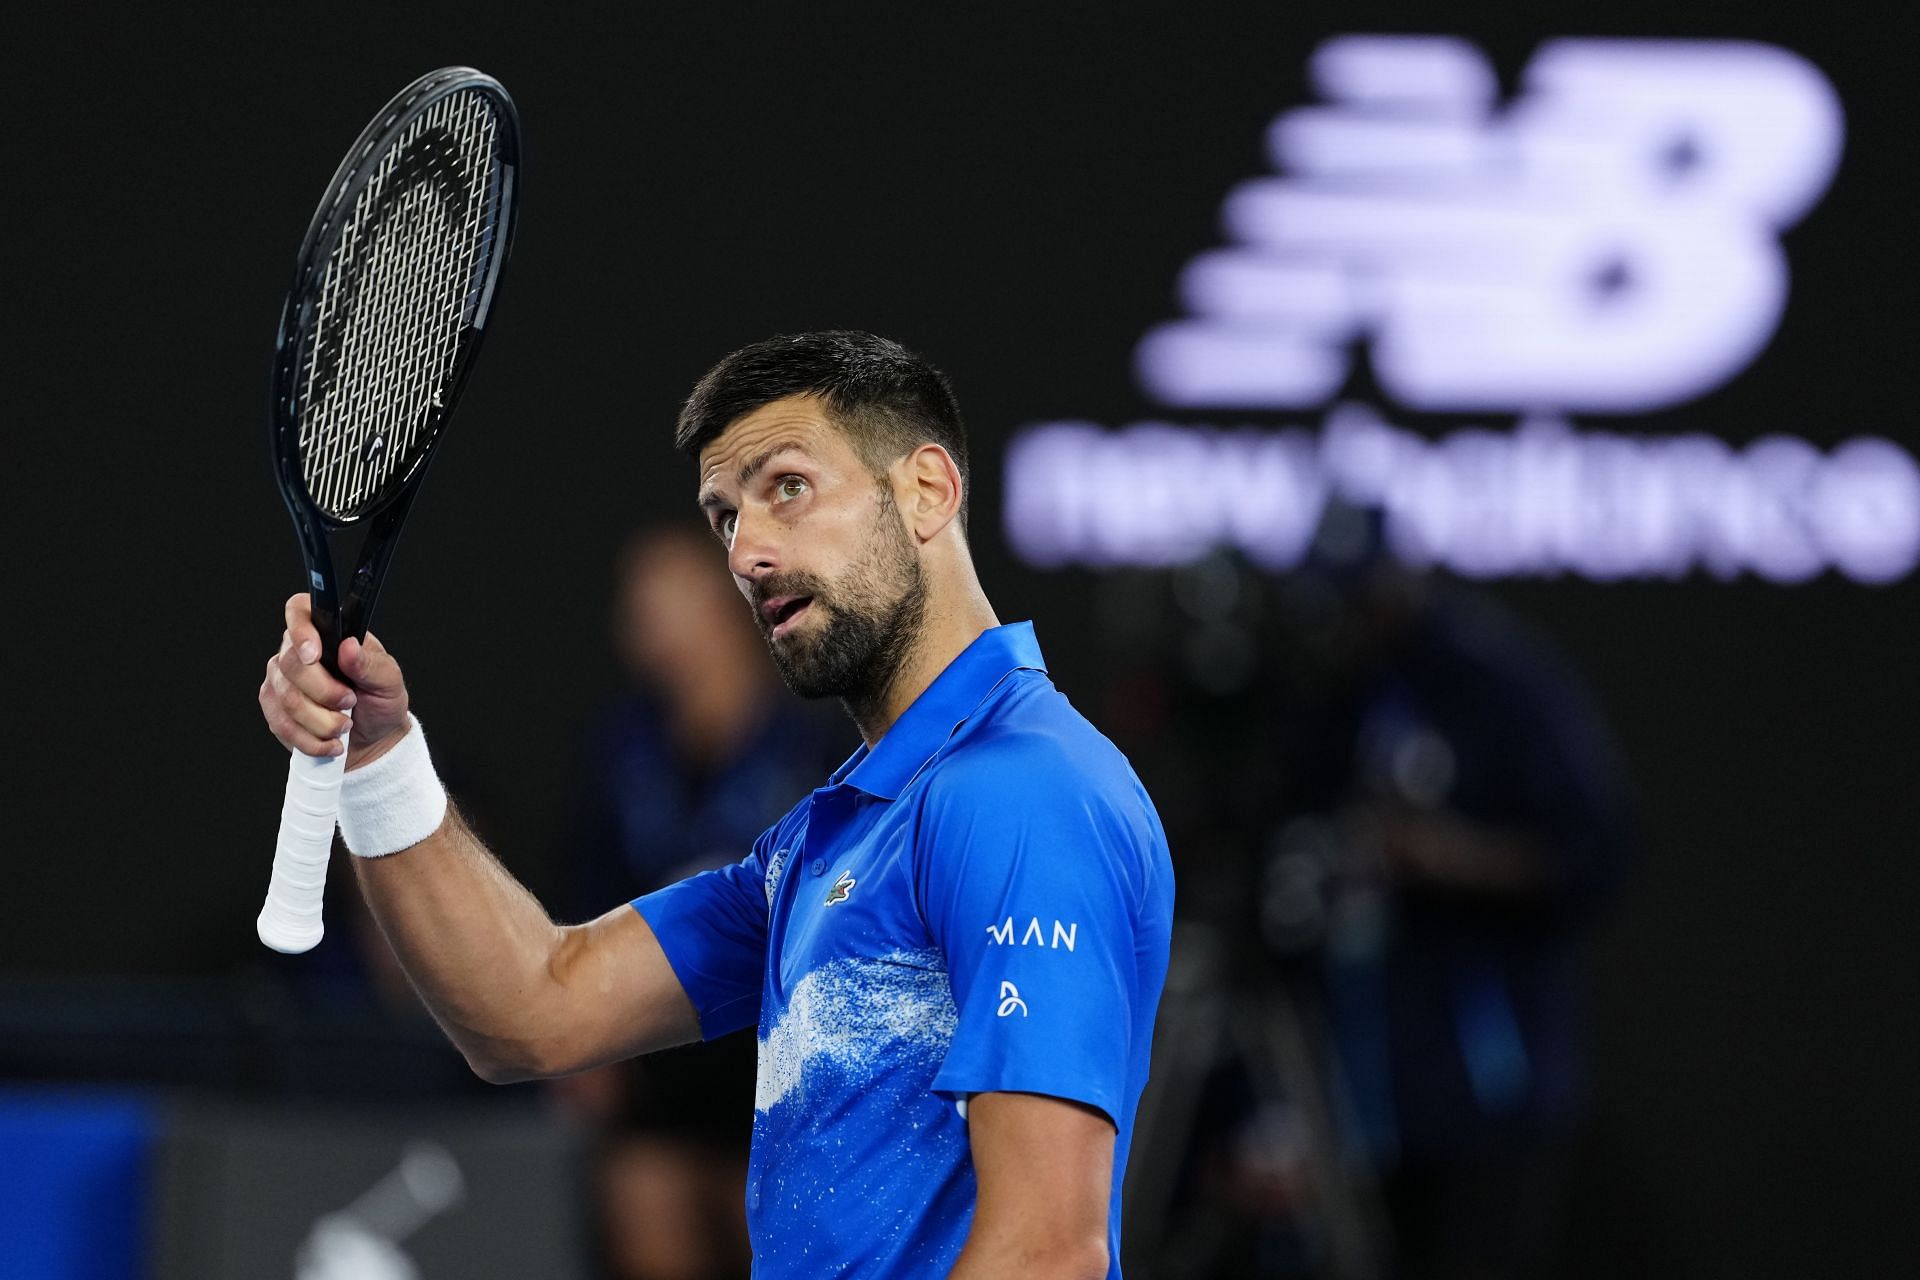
957, 1091, 1113, 1276
540, 845, 773, 1076
549, 905, 703, 1069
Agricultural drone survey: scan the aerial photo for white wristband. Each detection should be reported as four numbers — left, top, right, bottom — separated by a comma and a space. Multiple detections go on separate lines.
338, 714, 449, 857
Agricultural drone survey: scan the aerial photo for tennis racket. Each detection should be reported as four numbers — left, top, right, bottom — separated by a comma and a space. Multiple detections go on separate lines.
256, 67, 521, 954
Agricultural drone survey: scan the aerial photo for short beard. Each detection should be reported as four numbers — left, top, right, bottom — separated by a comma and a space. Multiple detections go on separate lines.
754, 487, 928, 725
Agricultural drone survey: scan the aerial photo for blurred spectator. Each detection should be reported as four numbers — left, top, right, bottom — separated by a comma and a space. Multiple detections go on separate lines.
1115, 506, 1630, 1280
1263, 504, 1633, 1279
555, 525, 845, 1280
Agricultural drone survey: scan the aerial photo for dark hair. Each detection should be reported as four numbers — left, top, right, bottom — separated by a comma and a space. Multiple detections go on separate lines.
675, 330, 971, 526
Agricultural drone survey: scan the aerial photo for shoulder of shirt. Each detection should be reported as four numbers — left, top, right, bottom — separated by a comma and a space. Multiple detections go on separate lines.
922, 670, 1146, 810
912, 675, 1172, 906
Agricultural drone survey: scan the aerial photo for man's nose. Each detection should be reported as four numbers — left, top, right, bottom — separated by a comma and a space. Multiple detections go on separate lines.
727, 505, 779, 583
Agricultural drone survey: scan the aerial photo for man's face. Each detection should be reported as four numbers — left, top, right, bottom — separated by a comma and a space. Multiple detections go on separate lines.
695, 395, 927, 704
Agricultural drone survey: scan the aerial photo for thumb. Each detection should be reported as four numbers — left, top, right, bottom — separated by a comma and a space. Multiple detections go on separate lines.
338, 632, 403, 694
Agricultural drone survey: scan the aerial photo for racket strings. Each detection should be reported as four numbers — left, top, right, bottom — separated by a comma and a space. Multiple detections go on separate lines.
297, 90, 503, 519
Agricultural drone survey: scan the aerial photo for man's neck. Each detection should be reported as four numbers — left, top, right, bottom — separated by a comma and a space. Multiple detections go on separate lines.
848, 582, 1000, 747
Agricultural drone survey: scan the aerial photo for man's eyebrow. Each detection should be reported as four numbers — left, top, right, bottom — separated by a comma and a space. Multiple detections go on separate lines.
696, 440, 814, 510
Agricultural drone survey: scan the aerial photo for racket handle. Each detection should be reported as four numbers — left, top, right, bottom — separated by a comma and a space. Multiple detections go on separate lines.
257, 725, 349, 954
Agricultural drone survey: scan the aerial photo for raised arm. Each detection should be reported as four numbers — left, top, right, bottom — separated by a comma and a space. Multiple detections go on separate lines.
258, 594, 700, 1082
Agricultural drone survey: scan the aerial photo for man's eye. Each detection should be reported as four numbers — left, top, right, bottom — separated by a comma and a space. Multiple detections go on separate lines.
717, 512, 737, 542
775, 476, 808, 501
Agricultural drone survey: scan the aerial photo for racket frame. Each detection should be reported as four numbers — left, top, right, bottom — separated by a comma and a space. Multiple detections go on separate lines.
269, 66, 520, 673
257, 68, 519, 954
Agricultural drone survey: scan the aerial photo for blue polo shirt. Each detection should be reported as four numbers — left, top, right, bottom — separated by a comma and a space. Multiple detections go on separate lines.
633, 621, 1173, 1277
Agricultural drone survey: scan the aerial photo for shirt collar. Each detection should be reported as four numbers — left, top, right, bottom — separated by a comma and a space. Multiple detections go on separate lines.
828, 621, 1047, 801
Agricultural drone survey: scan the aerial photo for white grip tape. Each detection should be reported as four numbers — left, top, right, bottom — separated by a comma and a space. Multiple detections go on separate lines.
256, 722, 348, 954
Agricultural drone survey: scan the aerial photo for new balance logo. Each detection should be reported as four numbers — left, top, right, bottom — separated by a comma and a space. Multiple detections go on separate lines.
1002, 36, 1920, 586
1134, 36, 1844, 414
985, 917, 1078, 951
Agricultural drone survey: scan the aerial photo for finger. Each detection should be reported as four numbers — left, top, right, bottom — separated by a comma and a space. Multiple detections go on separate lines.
338, 633, 403, 696
275, 717, 348, 758
287, 693, 353, 743
264, 659, 355, 738
274, 643, 358, 709
283, 592, 321, 666
260, 682, 348, 757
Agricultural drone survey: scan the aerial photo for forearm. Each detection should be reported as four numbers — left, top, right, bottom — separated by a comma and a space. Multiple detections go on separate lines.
351, 802, 579, 1079
260, 609, 699, 1076
1381, 809, 1554, 896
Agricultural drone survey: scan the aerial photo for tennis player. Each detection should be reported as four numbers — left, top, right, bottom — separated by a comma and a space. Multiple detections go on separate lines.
259, 330, 1175, 1278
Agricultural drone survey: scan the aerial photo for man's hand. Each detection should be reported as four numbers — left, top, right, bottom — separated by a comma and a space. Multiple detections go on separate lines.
259, 592, 412, 769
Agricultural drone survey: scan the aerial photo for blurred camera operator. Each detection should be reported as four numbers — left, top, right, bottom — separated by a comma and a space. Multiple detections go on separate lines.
1270, 502, 1633, 1280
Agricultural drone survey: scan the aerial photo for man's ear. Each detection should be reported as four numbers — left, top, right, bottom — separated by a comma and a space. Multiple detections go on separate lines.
897, 443, 963, 543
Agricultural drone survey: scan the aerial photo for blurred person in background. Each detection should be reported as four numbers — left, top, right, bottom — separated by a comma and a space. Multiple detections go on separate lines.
556, 525, 843, 1280
1117, 504, 1630, 1280
1265, 502, 1633, 1279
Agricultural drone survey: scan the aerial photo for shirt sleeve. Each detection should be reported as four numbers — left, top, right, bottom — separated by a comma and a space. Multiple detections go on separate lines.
631, 830, 775, 1040
917, 745, 1149, 1128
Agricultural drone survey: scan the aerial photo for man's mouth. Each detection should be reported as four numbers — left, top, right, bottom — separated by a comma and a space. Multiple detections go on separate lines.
761, 595, 814, 638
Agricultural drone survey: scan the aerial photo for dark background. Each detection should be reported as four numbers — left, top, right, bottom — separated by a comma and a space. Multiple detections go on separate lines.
7, 2, 1918, 1275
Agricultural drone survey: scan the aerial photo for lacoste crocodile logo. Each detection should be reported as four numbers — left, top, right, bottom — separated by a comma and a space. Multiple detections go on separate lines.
824, 870, 856, 907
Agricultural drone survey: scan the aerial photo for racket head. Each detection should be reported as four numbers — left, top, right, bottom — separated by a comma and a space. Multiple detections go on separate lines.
269, 67, 521, 535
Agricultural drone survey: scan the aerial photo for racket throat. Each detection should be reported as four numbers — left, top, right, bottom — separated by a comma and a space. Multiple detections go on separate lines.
302, 486, 418, 680
306, 572, 351, 682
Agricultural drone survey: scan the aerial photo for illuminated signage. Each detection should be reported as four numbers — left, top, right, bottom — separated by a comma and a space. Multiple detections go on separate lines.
1007, 409, 1920, 584
1004, 37, 1919, 584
